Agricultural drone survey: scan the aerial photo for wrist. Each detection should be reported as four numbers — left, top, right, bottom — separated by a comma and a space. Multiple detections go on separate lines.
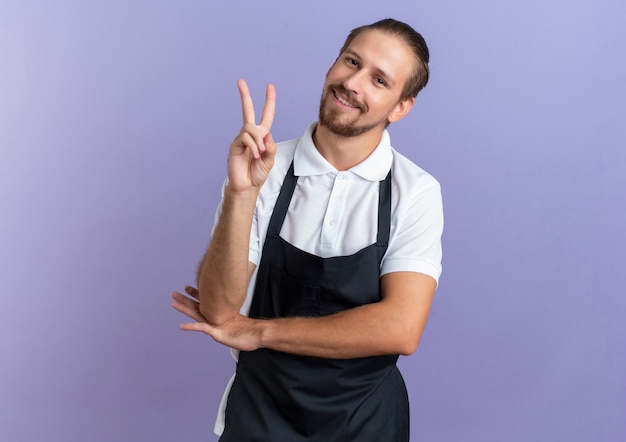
223, 183, 260, 204
257, 318, 275, 350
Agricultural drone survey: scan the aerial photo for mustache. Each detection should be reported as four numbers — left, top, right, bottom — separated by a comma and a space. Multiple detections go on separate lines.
328, 85, 367, 112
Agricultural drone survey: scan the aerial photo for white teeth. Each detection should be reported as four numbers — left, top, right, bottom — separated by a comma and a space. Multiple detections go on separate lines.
334, 90, 357, 108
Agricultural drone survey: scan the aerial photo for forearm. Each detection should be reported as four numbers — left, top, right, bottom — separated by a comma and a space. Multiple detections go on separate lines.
182, 268, 435, 360
182, 79, 275, 325
259, 298, 430, 359
254, 272, 436, 358
197, 186, 258, 324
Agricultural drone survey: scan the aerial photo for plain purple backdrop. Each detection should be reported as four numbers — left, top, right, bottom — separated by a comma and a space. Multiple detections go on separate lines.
1, 1, 625, 441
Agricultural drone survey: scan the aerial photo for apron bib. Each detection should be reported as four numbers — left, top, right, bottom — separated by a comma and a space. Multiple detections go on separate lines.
220, 163, 409, 441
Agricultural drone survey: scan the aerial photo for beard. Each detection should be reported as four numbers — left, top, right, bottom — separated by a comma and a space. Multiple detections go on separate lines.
318, 85, 388, 137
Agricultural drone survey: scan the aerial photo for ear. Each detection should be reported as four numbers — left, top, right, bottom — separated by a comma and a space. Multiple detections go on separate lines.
387, 97, 415, 123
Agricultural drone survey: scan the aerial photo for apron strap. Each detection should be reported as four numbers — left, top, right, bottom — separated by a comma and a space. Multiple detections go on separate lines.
376, 170, 392, 247
266, 162, 298, 237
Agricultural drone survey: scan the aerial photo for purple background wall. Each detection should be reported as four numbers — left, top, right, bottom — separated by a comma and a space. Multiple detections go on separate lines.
1, 1, 624, 441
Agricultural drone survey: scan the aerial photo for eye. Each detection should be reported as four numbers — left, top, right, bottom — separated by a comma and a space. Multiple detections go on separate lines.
346, 57, 359, 67
375, 77, 386, 86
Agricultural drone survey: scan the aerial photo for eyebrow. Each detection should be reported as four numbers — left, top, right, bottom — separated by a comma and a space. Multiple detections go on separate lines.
343, 49, 396, 88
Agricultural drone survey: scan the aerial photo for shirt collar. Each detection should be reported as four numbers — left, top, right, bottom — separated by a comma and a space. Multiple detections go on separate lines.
293, 122, 393, 181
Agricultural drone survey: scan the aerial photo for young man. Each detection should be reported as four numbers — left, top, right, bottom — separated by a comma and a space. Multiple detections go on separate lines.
172, 18, 443, 441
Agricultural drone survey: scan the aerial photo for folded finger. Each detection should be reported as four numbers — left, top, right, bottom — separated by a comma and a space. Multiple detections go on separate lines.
239, 131, 262, 159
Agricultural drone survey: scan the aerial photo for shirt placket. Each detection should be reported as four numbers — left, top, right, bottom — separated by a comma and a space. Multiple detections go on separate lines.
319, 172, 351, 256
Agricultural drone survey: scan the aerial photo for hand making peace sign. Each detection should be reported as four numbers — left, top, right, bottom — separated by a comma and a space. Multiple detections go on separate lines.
227, 79, 276, 193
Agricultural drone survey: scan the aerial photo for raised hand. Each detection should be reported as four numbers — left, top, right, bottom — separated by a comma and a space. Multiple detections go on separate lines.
227, 79, 276, 193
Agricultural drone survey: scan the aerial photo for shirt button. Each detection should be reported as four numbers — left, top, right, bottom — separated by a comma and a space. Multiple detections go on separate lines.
329, 220, 336, 226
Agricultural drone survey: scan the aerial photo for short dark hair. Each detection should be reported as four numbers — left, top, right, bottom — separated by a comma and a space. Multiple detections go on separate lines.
338, 18, 430, 100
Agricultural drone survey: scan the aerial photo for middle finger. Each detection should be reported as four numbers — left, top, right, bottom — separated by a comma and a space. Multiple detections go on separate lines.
259, 83, 276, 130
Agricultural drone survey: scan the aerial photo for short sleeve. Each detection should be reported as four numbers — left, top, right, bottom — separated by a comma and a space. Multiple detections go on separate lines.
381, 175, 444, 285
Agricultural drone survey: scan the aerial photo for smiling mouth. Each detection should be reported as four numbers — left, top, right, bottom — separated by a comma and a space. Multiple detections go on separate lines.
333, 89, 360, 109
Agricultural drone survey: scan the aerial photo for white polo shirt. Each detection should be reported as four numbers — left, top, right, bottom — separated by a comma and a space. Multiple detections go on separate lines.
213, 122, 444, 435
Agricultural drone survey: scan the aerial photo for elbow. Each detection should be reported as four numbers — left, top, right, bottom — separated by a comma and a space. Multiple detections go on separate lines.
394, 325, 423, 356
198, 304, 218, 324
196, 285, 238, 325
198, 295, 242, 326
199, 304, 236, 326
398, 339, 420, 356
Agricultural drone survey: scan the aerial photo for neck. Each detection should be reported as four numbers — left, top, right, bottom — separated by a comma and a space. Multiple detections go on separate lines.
312, 123, 385, 171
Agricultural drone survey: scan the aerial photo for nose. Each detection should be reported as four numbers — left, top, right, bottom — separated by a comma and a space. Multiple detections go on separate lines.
343, 69, 367, 95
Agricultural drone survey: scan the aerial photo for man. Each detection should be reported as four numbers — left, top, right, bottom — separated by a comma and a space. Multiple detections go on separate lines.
172, 18, 443, 441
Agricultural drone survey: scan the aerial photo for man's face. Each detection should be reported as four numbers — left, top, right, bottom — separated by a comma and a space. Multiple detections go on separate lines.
318, 29, 415, 137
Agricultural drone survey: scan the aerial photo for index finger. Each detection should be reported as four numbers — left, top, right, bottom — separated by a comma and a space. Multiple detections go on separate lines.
259, 83, 276, 130
237, 78, 255, 125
